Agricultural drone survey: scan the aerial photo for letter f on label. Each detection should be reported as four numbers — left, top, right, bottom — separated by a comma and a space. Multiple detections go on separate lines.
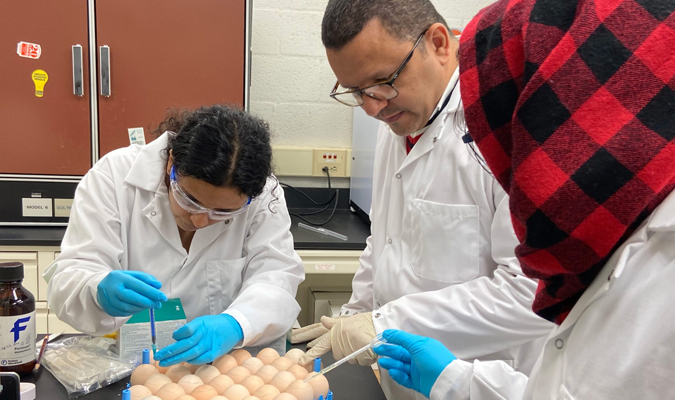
10, 317, 30, 343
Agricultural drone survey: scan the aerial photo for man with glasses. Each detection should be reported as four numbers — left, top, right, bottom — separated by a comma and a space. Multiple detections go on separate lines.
295, 1, 553, 399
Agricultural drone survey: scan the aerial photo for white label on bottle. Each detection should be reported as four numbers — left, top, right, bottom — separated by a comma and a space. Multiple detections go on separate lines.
0, 312, 36, 366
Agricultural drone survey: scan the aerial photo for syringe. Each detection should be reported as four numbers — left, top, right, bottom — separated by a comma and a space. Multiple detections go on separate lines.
305, 333, 387, 382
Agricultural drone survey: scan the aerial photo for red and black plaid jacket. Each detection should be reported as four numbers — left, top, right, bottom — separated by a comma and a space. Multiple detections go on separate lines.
459, 0, 675, 324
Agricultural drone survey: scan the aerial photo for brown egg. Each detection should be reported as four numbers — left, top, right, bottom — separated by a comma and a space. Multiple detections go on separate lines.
255, 365, 279, 384
242, 357, 264, 374
131, 364, 160, 386
253, 385, 281, 400
227, 366, 251, 384
174, 396, 197, 400
283, 349, 304, 364
152, 356, 171, 374
273, 394, 298, 400
270, 358, 293, 372
241, 375, 265, 394
213, 354, 239, 374
284, 381, 313, 400
140, 396, 163, 400
195, 365, 221, 384
243, 397, 262, 400
177, 375, 204, 395
183, 363, 201, 374
209, 374, 235, 395
166, 365, 192, 383
145, 374, 173, 395
286, 365, 308, 381
210, 397, 230, 400
223, 384, 251, 400
156, 383, 186, 400
130, 385, 152, 400
231, 349, 252, 365
189, 385, 217, 400
256, 348, 280, 365
269, 372, 295, 392
303, 373, 329, 400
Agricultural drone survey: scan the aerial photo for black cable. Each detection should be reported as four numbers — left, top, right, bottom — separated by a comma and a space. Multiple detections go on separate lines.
280, 183, 336, 206
283, 167, 340, 226
291, 189, 339, 226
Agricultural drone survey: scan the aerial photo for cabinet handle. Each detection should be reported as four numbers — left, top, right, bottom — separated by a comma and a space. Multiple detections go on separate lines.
72, 45, 84, 97
100, 45, 111, 97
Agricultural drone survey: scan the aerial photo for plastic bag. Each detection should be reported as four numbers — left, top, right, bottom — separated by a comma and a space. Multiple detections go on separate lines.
41, 336, 138, 398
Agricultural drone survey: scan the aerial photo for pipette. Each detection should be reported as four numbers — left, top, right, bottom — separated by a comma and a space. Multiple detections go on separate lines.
298, 223, 348, 241
305, 333, 387, 382
149, 308, 158, 357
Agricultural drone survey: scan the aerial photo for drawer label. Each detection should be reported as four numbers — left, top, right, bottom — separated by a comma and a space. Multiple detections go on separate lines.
22, 198, 52, 217
54, 199, 73, 217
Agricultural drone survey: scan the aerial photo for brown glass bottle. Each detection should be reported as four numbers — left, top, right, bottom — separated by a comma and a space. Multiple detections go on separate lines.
0, 262, 36, 376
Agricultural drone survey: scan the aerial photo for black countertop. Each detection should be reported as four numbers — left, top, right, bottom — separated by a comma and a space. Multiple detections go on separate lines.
0, 187, 370, 250
23, 341, 386, 400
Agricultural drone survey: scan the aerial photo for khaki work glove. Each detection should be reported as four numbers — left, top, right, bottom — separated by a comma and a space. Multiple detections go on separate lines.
299, 313, 376, 367
291, 322, 329, 344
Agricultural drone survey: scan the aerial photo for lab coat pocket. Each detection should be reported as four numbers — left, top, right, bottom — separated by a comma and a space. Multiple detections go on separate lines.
205, 257, 247, 315
410, 200, 480, 284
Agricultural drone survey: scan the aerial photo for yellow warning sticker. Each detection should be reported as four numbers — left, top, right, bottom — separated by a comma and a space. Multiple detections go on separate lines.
32, 69, 48, 98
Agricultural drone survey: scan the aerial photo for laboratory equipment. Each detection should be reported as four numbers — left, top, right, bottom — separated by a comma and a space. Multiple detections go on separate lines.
149, 308, 157, 357
305, 334, 387, 381
298, 223, 348, 241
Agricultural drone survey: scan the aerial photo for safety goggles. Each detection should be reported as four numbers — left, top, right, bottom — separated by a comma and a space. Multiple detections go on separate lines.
169, 166, 251, 220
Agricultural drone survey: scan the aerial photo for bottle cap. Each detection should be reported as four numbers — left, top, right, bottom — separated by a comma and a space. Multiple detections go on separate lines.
0, 262, 24, 282
142, 349, 150, 364
122, 389, 131, 400
313, 358, 321, 373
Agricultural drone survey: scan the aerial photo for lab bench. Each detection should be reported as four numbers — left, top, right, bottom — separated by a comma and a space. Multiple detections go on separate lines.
22, 337, 387, 400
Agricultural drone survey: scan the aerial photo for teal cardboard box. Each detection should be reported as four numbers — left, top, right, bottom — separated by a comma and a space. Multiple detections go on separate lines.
115, 298, 187, 363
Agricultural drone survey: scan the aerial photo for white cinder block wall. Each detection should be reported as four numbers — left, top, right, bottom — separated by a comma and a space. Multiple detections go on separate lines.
250, 0, 496, 183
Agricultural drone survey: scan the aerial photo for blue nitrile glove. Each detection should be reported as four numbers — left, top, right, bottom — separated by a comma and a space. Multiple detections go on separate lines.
154, 314, 243, 367
96, 270, 167, 317
373, 329, 456, 399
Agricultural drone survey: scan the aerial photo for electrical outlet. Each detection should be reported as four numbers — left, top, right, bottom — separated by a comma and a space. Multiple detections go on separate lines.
313, 149, 347, 177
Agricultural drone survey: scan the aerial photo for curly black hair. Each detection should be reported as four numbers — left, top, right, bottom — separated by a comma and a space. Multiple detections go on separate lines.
155, 104, 273, 200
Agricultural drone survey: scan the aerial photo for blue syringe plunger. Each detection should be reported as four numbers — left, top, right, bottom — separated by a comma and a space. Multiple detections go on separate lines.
313, 358, 321, 373
142, 348, 150, 364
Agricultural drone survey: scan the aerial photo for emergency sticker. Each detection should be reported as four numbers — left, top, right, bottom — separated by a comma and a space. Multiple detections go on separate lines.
17, 42, 41, 59
128, 127, 146, 145
314, 264, 336, 271
31, 70, 48, 98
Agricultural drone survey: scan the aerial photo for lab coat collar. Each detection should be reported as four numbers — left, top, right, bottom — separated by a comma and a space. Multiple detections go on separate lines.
124, 133, 170, 192
397, 68, 461, 173
555, 190, 675, 333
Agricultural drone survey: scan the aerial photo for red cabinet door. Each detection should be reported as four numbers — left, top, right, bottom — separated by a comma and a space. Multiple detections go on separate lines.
95, 0, 246, 157
0, 1, 91, 176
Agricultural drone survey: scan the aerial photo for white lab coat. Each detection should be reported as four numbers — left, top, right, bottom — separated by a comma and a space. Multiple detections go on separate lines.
341, 70, 553, 400
430, 189, 675, 400
45, 134, 304, 348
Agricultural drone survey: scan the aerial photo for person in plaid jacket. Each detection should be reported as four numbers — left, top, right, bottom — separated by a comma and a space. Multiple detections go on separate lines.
374, 0, 675, 399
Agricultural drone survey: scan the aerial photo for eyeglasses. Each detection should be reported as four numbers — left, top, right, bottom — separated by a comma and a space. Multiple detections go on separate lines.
330, 30, 428, 107
169, 166, 251, 220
